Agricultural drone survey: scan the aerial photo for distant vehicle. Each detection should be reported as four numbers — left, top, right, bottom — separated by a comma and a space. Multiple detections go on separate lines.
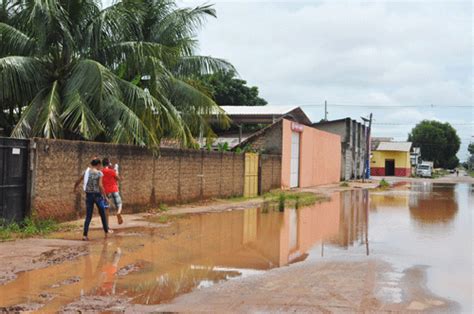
416, 162, 433, 177
449, 169, 456, 174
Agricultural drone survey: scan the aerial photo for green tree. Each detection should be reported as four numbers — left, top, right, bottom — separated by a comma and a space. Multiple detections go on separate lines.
200, 70, 267, 106
0, 0, 232, 147
408, 120, 460, 168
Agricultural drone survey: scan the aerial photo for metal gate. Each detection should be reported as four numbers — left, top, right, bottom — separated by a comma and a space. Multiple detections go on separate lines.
0, 137, 29, 222
244, 153, 259, 197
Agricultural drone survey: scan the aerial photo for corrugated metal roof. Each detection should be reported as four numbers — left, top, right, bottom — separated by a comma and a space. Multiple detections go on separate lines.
376, 141, 412, 152
220, 105, 298, 115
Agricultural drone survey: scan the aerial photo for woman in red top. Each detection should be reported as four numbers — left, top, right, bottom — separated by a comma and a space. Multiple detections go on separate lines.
102, 158, 123, 224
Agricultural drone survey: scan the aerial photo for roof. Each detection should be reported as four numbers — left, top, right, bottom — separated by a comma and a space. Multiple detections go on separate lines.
219, 105, 312, 125
220, 105, 299, 115
376, 141, 412, 152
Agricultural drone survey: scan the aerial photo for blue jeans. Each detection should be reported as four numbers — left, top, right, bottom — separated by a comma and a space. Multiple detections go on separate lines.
83, 193, 109, 236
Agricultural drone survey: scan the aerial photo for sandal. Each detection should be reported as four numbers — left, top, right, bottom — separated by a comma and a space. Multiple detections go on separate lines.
117, 213, 123, 225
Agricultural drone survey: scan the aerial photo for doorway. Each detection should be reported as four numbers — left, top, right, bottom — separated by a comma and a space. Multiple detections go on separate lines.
385, 159, 395, 176
290, 132, 300, 188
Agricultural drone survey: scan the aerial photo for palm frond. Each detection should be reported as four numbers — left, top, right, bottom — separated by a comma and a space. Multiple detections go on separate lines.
174, 55, 235, 76
34, 80, 62, 138
0, 56, 46, 105
0, 22, 36, 56
61, 91, 104, 139
10, 86, 48, 138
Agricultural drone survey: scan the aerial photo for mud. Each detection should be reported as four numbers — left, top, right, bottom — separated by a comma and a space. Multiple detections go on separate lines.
0, 239, 87, 285
60, 296, 131, 313
0, 180, 471, 312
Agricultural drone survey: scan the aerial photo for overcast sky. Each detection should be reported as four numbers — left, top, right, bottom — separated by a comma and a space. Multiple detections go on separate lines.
104, 0, 472, 159
177, 0, 472, 160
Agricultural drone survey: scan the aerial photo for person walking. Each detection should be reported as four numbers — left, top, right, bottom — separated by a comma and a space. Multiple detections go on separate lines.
102, 158, 124, 225
74, 157, 112, 240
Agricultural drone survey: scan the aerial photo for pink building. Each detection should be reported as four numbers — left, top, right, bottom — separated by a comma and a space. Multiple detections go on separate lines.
239, 118, 341, 188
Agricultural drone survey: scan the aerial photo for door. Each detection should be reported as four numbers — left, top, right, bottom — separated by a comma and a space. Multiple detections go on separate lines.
244, 153, 259, 197
290, 132, 300, 188
385, 159, 395, 176
0, 137, 29, 222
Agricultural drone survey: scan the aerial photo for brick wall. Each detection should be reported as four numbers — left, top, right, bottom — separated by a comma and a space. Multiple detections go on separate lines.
239, 120, 283, 154
31, 138, 250, 221
260, 154, 282, 193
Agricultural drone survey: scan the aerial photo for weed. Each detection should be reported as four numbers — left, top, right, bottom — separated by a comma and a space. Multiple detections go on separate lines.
278, 193, 286, 212
378, 179, 390, 189
159, 203, 169, 212
157, 215, 170, 224
0, 217, 60, 241
340, 181, 349, 187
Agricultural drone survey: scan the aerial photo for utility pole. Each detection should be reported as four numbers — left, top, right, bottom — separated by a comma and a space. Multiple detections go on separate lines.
366, 113, 373, 180
362, 113, 373, 182
324, 100, 328, 121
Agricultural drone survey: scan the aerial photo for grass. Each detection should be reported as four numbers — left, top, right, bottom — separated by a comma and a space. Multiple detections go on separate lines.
0, 217, 61, 241
376, 178, 391, 190
263, 191, 327, 211
340, 181, 349, 187
432, 169, 449, 179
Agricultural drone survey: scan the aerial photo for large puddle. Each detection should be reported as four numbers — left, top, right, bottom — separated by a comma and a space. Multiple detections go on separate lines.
0, 183, 472, 311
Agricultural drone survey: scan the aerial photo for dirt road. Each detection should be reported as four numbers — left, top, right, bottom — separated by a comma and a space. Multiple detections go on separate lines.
0, 177, 471, 312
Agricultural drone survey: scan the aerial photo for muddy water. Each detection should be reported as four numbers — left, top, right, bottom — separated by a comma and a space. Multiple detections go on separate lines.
0, 183, 471, 311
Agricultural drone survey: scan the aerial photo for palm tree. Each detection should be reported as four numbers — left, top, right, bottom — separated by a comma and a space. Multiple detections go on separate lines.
0, 0, 232, 147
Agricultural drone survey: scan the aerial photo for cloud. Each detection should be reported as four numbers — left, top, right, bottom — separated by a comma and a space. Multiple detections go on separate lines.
181, 0, 472, 159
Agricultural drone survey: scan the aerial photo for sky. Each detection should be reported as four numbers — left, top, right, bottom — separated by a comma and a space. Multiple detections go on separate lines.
104, 0, 473, 160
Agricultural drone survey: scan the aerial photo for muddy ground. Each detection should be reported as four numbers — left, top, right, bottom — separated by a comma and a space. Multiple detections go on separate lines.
0, 176, 471, 312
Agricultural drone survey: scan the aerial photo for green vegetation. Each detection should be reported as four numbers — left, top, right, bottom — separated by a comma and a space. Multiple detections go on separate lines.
0, 0, 233, 147
432, 169, 449, 178
199, 70, 267, 107
463, 143, 474, 174
263, 191, 327, 211
0, 218, 60, 241
340, 181, 349, 187
377, 179, 390, 189
159, 203, 169, 212
408, 120, 460, 169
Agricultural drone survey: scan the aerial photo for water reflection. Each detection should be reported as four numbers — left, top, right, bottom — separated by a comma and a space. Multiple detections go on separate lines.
0, 183, 467, 311
408, 183, 458, 227
331, 189, 369, 253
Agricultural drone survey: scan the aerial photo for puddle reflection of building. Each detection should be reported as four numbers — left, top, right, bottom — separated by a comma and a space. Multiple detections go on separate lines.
330, 189, 370, 255
408, 183, 458, 226
114, 196, 342, 304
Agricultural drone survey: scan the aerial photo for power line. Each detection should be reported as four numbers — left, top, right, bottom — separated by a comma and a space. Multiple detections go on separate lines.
299, 103, 472, 108
372, 122, 474, 126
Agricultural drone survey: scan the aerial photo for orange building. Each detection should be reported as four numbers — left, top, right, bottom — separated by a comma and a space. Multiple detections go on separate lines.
239, 118, 341, 188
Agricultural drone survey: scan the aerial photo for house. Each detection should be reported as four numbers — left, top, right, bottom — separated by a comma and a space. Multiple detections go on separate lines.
236, 118, 341, 188
312, 118, 369, 181
211, 106, 312, 148
370, 141, 412, 177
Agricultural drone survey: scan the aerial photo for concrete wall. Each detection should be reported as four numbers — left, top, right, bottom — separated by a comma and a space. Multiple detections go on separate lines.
31, 138, 280, 221
370, 150, 411, 177
313, 119, 367, 181
281, 119, 341, 188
